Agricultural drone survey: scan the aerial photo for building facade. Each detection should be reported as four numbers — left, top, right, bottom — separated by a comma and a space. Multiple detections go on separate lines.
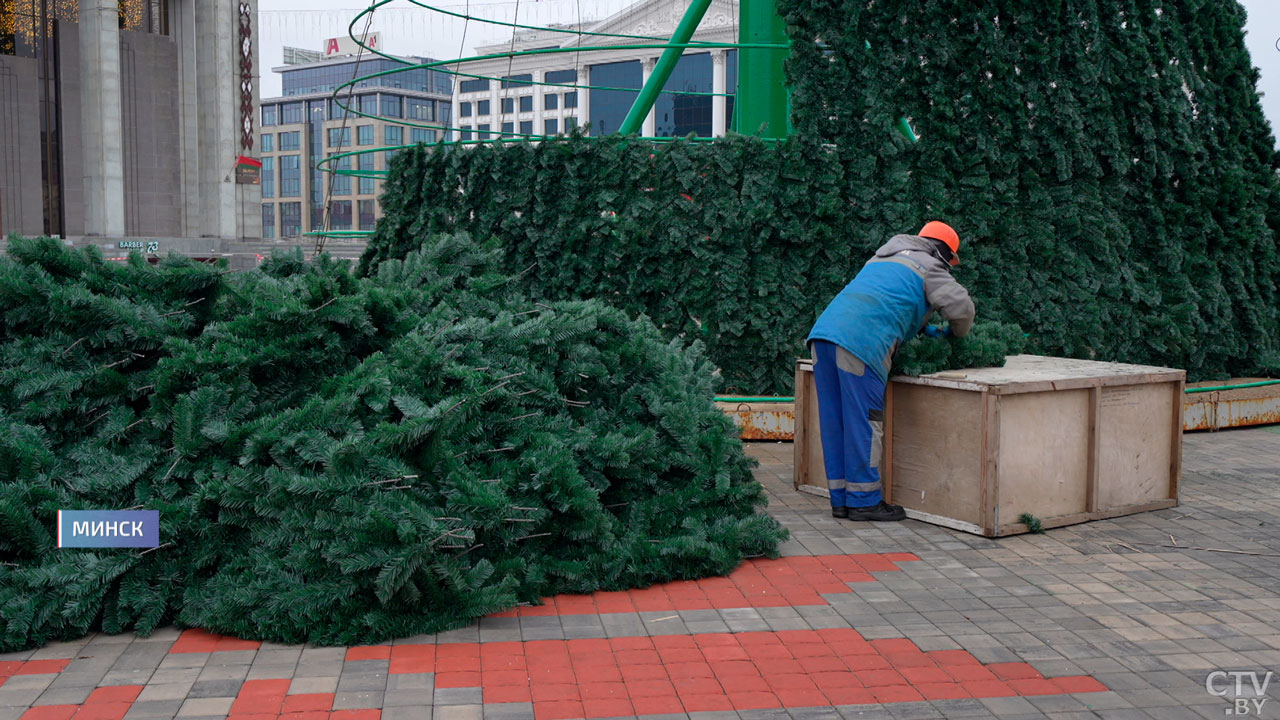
453, 0, 738, 142
258, 52, 452, 238
0, 0, 262, 247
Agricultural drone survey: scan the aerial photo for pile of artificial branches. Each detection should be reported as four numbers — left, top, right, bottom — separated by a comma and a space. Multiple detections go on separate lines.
0, 235, 785, 652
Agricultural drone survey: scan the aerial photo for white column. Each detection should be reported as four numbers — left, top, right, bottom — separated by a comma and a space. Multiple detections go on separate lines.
533, 69, 543, 137
451, 90, 461, 143
80, 0, 125, 237
712, 50, 727, 137
578, 65, 590, 135
489, 78, 500, 138
641, 57, 657, 137
175, 0, 201, 236
196, 0, 238, 238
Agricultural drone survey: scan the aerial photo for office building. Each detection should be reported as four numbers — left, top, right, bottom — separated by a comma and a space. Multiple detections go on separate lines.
258, 48, 452, 238
453, 0, 738, 142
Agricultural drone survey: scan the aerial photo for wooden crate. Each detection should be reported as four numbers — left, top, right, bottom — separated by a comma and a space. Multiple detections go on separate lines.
794, 355, 1184, 536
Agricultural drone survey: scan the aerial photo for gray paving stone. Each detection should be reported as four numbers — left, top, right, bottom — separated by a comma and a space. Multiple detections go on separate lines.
32, 685, 94, 705
123, 699, 185, 719
136, 683, 196, 702
434, 705, 484, 720
435, 687, 484, 705
175, 696, 234, 716
186, 678, 243, 698
333, 690, 384, 709
388, 673, 436, 691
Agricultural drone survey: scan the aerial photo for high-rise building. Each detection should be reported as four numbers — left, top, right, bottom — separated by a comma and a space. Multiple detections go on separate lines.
258, 52, 453, 239
0, 0, 264, 256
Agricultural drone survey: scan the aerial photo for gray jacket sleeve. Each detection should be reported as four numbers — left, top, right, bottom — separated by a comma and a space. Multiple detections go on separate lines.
923, 267, 976, 337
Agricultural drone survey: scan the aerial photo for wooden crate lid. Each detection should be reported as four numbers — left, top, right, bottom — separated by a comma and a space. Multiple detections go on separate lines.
891, 354, 1186, 395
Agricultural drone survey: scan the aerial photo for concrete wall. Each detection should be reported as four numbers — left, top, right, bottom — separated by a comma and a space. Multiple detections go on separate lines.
0, 56, 45, 236
2, 0, 259, 240
120, 31, 182, 236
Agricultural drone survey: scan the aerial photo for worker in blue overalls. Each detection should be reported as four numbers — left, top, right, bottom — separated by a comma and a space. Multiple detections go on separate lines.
807, 222, 976, 520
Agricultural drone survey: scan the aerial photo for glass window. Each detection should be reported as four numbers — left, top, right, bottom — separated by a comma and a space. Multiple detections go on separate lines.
460, 78, 489, 94
278, 132, 301, 151
460, 102, 472, 117
360, 95, 378, 115
328, 127, 351, 148
544, 93, 558, 111
545, 69, 577, 85
262, 204, 275, 239
260, 134, 274, 153
519, 121, 532, 136
262, 157, 275, 198
384, 126, 403, 146
359, 200, 376, 230
331, 200, 353, 230
311, 203, 326, 232
360, 177, 376, 195
565, 91, 578, 108
280, 102, 304, 124
332, 155, 352, 196
500, 98, 513, 114
280, 155, 302, 197
357, 125, 374, 145
410, 128, 436, 144
501, 122, 513, 137
262, 105, 277, 126
478, 124, 491, 139
460, 127, 473, 142
565, 116, 577, 132
477, 100, 490, 116
406, 98, 435, 121
655, 52, 712, 138
544, 118, 558, 135
519, 95, 533, 113
586, 60, 640, 134
501, 74, 533, 88
281, 202, 303, 237
381, 95, 402, 119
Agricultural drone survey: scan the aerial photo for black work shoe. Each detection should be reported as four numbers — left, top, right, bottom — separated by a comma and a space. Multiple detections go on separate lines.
831, 506, 848, 519
846, 501, 907, 522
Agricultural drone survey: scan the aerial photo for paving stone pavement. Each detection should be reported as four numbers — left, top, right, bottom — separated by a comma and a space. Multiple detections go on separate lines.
1, 427, 1278, 720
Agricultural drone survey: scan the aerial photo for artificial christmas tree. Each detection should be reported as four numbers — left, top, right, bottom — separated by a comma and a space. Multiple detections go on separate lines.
0, 236, 786, 652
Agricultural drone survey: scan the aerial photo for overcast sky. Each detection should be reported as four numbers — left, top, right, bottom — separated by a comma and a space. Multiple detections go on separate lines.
258, 0, 1280, 144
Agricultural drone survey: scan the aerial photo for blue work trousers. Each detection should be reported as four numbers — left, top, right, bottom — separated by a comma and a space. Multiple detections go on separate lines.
810, 340, 885, 509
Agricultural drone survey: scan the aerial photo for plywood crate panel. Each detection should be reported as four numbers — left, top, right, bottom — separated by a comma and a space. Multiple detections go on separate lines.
795, 355, 1184, 537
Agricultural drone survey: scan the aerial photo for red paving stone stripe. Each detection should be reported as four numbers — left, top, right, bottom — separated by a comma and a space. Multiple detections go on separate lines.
17, 685, 142, 720
489, 553, 921, 618
348, 629, 1107, 719
169, 627, 262, 654
226, 679, 381, 720
1, 659, 73, 690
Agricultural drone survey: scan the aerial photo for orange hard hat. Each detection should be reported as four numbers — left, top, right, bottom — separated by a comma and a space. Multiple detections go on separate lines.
919, 221, 960, 266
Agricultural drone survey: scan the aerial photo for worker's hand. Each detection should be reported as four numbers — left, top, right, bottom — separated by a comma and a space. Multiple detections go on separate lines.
922, 325, 953, 339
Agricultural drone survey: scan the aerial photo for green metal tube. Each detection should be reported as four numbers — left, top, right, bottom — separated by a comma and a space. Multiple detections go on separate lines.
1184, 380, 1280, 394
733, 0, 790, 137
618, 0, 716, 134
